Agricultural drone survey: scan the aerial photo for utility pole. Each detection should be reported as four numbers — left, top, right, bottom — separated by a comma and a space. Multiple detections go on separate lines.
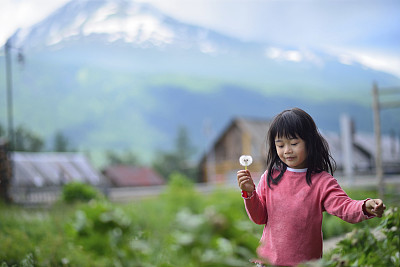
2, 37, 23, 203
372, 82, 400, 199
372, 83, 383, 199
2, 38, 15, 203
5, 38, 15, 151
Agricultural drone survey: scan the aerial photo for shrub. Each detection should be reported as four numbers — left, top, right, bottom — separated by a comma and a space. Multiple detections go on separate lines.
160, 172, 204, 214
0, 253, 34, 267
0, 203, 93, 267
168, 206, 258, 267
302, 206, 400, 267
62, 182, 102, 203
65, 199, 157, 266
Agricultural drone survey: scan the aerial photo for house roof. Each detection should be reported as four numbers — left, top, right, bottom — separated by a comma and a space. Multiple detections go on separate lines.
236, 117, 271, 149
11, 152, 104, 187
321, 131, 372, 170
201, 117, 270, 163
355, 132, 400, 164
102, 165, 165, 187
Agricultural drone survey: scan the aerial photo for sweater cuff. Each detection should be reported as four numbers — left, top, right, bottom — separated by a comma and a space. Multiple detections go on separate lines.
242, 190, 255, 199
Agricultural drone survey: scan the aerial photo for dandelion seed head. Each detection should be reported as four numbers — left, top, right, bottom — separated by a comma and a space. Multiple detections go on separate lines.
239, 155, 253, 167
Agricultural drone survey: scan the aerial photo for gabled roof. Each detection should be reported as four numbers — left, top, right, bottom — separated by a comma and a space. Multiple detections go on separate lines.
321, 131, 372, 170
201, 117, 270, 162
102, 165, 165, 187
218, 117, 270, 139
235, 117, 271, 148
11, 152, 104, 187
355, 132, 400, 164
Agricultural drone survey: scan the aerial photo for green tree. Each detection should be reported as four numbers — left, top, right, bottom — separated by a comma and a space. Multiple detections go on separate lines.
105, 150, 139, 166
153, 126, 198, 181
176, 126, 196, 168
0, 124, 5, 137
14, 125, 44, 152
53, 131, 71, 152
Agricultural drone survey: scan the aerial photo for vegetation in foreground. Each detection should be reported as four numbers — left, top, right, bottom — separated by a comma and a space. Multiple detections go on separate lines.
0, 176, 399, 267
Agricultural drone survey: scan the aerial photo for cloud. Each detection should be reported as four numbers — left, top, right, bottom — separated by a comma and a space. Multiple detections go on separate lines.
328, 47, 400, 78
0, 0, 70, 45
265, 47, 302, 62
264, 47, 324, 67
264, 44, 400, 78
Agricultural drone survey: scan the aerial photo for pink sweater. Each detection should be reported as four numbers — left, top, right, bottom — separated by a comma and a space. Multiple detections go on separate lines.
244, 168, 373, 266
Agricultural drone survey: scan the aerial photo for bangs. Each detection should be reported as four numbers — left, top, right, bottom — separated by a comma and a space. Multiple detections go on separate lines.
269, 110, 305, 140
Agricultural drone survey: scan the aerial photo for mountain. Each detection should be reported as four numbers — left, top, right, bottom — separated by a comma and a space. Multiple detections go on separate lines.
11, 0, 246, 53
1, 0, 399, 167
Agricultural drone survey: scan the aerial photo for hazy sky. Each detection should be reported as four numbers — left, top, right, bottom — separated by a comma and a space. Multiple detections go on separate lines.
1, 0, 399, 77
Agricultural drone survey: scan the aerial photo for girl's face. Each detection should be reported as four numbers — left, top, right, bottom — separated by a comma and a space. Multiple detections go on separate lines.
275, 135, 307, 169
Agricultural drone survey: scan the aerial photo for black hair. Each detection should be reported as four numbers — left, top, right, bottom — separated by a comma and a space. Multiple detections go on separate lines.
266, 107, 336, 188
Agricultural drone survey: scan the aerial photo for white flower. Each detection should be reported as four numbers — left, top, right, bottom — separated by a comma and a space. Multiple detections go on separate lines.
239, 155, 253, 167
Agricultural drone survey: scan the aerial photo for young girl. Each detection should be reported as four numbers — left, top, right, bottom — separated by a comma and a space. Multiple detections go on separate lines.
237, 108, 385, 267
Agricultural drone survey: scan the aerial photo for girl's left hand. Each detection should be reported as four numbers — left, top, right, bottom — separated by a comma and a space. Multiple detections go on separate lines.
365, 199, 386, 217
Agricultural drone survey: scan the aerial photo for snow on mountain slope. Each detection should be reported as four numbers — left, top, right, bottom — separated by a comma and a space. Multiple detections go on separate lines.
11, 0, 244, 55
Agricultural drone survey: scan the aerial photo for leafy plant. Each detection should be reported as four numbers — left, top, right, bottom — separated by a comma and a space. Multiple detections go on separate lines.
301, 206, 400, 267
65, 200, 140, 265
62, 181, 103, 203
0, 253, 34, 267
169, 207, 256, 266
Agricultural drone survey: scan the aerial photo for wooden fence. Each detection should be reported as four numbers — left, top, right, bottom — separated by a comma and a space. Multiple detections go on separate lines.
7, 183, 225, 206
9, 186, 62, 205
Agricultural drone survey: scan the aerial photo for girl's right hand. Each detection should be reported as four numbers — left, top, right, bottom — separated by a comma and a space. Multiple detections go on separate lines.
237, 170, 255, 193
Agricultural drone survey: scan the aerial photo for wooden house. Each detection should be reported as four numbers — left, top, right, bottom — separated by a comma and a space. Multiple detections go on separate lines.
199, 117, 400, 184
199, 117, 270, 185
